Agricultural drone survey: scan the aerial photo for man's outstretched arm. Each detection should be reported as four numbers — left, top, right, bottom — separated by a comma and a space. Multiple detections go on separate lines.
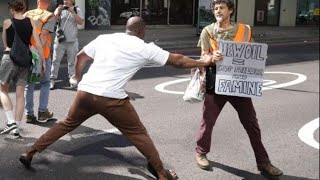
165, 53, 216, 69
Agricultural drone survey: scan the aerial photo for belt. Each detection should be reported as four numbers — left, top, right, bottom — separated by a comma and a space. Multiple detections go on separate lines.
3, 51, 10, 55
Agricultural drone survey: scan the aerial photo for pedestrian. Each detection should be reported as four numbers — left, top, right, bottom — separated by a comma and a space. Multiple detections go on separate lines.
0, 0, 45, 138
50, 0, 84, 90
194, 0, 283, 178
24, 0, 56, 124
19, 16, 215, 180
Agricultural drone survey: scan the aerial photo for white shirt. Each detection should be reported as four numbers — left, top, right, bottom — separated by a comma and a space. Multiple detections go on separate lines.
78, 33, 170, 99
55, 6, 84, 42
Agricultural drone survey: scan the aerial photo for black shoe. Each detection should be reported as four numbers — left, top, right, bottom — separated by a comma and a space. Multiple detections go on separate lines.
26, 114, 39, 124
19, 155, 32, 169
258, 162, 283, 178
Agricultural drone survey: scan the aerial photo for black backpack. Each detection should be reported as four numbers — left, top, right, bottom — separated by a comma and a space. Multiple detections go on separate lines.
10, 19, 32, 67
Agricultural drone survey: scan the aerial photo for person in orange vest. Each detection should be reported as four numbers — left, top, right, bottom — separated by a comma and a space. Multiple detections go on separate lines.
24, 0, 56, 123
195, 0, 283, 178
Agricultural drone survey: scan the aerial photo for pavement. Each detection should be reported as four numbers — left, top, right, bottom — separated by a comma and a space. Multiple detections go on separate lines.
0, 24, 319, 56
77, 24, 320, 50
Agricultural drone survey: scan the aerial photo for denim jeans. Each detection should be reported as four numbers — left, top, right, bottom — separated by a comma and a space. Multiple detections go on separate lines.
25, 59, 51, 114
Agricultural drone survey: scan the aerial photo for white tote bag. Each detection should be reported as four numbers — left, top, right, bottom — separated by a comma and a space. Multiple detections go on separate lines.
183, 68, 206, 103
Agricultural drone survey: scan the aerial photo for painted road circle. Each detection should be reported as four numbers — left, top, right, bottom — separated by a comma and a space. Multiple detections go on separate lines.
298, 118, 319, 149
155, 71, 307, 94
262, 71, 307, 90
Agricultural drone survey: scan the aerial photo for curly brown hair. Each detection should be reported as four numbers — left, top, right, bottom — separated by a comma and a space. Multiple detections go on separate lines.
211, 0, 234, 17
8, 0, 27, 13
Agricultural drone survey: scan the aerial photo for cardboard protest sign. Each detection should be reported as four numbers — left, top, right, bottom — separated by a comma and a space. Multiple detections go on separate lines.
215, 40, 268, 98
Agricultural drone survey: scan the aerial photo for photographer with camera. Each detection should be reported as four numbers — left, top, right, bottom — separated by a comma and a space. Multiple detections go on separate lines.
50, 0, 84, 90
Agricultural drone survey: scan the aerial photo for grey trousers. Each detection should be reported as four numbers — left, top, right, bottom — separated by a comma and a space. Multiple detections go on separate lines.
50, 41, 79, 80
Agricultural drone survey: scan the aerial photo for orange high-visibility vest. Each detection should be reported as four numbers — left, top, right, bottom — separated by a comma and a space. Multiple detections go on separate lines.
25, 9, 53, 59
204, 23, 252, 53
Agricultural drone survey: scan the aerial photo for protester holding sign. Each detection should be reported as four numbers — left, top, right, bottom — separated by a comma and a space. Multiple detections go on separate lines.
194, 0, 283, 178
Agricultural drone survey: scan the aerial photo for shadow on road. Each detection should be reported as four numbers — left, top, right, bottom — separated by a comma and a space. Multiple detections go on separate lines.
0, 122, 155, 179
211, 161, 318, 180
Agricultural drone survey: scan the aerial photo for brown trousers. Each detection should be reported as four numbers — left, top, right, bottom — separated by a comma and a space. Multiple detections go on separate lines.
32, 90, 166, 177
196, 93, 270, 164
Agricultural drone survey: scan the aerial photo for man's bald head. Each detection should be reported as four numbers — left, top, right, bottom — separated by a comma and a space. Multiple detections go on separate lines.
125, 16, 146, 39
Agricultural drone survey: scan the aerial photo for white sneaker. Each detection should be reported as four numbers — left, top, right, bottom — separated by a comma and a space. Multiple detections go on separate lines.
50, 80, 55, 90
0, 123, 17, 134
10, 128, 21, 138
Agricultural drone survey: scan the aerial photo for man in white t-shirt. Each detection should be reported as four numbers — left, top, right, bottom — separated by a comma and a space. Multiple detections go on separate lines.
19, 17, 216, 180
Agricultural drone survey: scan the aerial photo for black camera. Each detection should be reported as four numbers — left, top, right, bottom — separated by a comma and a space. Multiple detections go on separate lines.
63, 6, 69, 10
56, 29, 66, 43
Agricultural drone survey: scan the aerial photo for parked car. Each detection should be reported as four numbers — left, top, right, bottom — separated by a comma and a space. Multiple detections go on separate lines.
298, 10, 310, 23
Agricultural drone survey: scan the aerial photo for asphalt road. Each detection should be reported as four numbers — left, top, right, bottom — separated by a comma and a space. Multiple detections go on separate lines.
0, 41, 319, 180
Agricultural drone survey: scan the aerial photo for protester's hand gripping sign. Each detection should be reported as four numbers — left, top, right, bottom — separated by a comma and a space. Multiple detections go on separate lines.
215, 40, 268, 98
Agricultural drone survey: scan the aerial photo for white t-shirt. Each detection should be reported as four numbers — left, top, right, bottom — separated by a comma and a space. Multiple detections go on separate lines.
78, 33, 170, 99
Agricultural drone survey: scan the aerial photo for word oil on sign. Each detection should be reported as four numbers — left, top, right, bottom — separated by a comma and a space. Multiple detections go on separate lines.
215, 40, 268, 98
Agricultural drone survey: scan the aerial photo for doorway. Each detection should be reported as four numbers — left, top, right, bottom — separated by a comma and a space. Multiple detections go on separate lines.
254, 0, 280, 26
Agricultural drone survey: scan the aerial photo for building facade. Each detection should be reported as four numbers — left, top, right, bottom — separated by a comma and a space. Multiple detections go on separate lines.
0, 0, 318, 30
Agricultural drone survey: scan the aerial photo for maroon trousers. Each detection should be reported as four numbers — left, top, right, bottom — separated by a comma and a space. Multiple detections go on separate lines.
32, 91, 166, 177
196, 93, 270, 164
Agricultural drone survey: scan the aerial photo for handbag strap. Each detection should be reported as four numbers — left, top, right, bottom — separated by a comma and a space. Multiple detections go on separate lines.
10, 18, 29, 47
10, 18, 18, 35
58, 11, 71, 31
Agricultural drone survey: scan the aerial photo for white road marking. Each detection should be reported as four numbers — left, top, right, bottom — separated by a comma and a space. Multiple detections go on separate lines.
155, 79, 190, 95
298, 118, 319, 149
262, 72, 307, 90
155, 71, 307, 94
262, 80, 277, 86
71, 128, 120, 139
58, 128, 120, 141
62, 72, 308, 140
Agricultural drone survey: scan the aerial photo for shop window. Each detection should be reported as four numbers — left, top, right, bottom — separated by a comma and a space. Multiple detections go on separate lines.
296, 0, 319, 25
112, 0, 193, 25
169, 0, 193, 24
112, 0, 141, 25
142, 0, 168, 25
267, 0, 280, 25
